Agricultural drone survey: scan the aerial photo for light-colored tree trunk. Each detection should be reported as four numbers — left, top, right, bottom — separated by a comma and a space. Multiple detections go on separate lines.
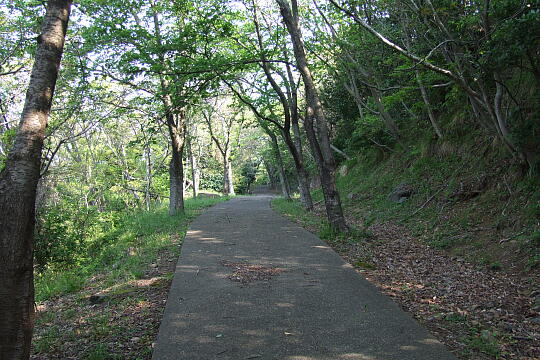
188, 137, 200, 198
144, 145, 152, 210
0, 1, 71, 358
223, 147, 235, 196
343, 73, 365, 120
415, 70, 444, 139
220, 115, 235, 196
187, 120, 200, 198
203, 108, 235, 196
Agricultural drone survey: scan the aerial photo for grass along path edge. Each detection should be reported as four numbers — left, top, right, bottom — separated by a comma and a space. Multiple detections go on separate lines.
32, 195, 229, 360
272, 197, 540, 360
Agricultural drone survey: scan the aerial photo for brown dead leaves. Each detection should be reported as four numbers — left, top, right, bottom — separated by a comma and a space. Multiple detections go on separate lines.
342, 219, 540, 359
220, 260, 285, 284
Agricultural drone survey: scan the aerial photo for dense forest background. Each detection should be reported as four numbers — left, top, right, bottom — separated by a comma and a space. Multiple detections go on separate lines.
0, 0, 539, 359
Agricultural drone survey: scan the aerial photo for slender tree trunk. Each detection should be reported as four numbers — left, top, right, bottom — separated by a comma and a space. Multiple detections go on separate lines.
0, 1, 71, 359
399, 21, 444, 140
288, 101, 312, 209
267, 131, 291, 199
220, 113, 235, 196
280, 129, 313, 209
186, 120, 200, 198
415, 70, 444, 139
493, 73, 517, 153
257, 118, 292, 199
202, 107, 235, 196
289, 115, 313, 210
250, 6, 312, 209
188, 136, 200, 198
285, 137, 312, 207
223, 148, 235, 196
343, 74, 365, 120
144, 145, 152, 210
277, 0, 348, 232
121, 144, 140, 205
469, 94, 494, 132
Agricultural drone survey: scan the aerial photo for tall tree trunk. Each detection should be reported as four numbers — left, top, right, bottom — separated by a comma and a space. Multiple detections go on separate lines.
287, 73, 313, 210
167, 111, 186, 215
152, 6, 186, 215
250, 5, 312, 209
220, 113, 235, 196
0, 1, 71, 359
276, 127, 312, 209
223, 148, 235, 196
296, 162, 312, 208
343, 73, 365, 120
144, 145, 152, 210
415, 70, 444, 139
267, 131, 291, 199
399, 21, 444, 140
288, 114, 313, 209
257, 119, 292, 199
203, 108, 235, 196
276, 0, 348, 232
188, 136, 200, 198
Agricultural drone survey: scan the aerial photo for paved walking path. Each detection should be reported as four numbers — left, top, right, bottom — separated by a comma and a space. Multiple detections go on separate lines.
152, 195, 457, 360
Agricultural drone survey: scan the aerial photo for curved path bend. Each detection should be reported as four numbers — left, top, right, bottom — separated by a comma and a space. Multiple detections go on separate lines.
152, 195, 457, 360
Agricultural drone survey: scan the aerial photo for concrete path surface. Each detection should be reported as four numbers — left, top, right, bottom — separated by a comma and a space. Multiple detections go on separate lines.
152, 195, 457, 360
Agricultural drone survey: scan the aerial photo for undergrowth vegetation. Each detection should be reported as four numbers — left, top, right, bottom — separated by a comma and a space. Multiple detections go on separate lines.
276, 143, 540, 274
35, 196, 228, 302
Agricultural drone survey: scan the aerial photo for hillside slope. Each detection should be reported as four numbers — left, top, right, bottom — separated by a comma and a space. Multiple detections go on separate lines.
274, 145, 540, 359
